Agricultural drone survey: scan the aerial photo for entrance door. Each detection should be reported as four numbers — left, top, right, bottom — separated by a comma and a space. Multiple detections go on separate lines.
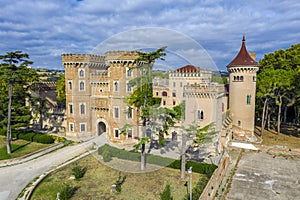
98, 122, 106, 135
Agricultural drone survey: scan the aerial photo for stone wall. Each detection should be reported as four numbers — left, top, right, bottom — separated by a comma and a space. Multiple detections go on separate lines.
199, 153, 230, 200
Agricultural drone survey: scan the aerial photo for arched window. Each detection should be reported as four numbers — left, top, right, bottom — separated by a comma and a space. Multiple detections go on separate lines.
162, 91, 167, 96
114, 81, 119, 92
79, 81, 85, 91
80, 103, 85, 115
79, 69, 84, 77
68, 81, 72, 91
240, 76, 244, 81
238, 120, 241, 126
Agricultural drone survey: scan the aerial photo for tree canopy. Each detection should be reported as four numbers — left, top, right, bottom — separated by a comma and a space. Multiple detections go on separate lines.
256, 44, 300, 134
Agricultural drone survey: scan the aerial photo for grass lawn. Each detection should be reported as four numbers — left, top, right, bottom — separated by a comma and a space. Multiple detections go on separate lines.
255, 127, 300, 149
31, 155, 203, 200
0, 136, 52, 160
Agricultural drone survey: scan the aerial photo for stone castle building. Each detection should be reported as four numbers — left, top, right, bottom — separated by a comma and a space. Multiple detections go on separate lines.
62, 37, 258, 144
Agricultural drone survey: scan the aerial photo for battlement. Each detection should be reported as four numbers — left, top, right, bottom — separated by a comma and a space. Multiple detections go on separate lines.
105, 50, 139, 61
62, 53, 105, 63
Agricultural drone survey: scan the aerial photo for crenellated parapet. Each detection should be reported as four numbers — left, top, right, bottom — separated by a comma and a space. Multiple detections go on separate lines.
105, 50, 139, 62
62, 53, 105, 63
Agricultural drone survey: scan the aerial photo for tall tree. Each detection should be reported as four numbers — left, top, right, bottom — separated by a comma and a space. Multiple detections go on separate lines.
56, 73, 66, 109
126, 46, 167, 170
0, 51, 38, 154
257, 44, 300, 134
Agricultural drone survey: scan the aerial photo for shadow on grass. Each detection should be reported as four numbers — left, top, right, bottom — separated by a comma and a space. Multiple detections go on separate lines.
12, 142, 31, 153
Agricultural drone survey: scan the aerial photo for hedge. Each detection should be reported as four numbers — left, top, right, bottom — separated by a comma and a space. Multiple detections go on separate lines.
0, 129, 56, 144
98, 144, 217, 177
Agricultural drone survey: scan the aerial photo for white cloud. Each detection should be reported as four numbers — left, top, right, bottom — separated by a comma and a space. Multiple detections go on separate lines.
0, 0, 299, 69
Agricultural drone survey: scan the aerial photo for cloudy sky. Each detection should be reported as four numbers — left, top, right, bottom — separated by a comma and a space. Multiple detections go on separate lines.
0, 0, 299, 71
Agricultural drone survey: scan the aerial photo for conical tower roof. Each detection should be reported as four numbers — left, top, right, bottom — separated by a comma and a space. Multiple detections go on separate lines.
227, 36, 259, 67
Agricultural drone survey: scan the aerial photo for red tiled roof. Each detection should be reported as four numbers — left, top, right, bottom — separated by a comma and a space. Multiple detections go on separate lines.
227, 36, 259, 67
175, 65, 201, 72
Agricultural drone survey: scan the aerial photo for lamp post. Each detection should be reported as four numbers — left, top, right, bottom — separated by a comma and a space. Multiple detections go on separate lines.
188, 166, 192, 200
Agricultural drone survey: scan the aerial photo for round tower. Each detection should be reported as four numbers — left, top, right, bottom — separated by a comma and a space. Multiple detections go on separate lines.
227, 36, 259, 141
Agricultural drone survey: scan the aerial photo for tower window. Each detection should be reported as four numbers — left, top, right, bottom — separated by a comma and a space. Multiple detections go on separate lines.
80, 103, 86, 115
127, 107, 133, 119
68, 81, 72, 91
238, 120, 241, 126
69, 123, 74, 132
197, 110, 204, 120
126, 68, 132, 77
126, 81, 132, 93
163, 100, 166, 105
114, 81, 119, 92
156, 92, 159, 96
246, 95, 251, 105
79, 81, 85, 91
253, 76, 256, 82
114, 128, 120, 138
172, 91, 176, 97
114, 107, 119, 118
69, 104, 73, 114
80, 123, 86, 132
173, 82, 176, 87
79, 69, 85, 78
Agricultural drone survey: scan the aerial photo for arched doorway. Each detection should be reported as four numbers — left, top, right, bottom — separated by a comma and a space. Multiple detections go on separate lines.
98, 122, 106, 136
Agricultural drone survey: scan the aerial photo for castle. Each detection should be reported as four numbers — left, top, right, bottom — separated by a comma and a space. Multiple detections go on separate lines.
62, 37, 258, 146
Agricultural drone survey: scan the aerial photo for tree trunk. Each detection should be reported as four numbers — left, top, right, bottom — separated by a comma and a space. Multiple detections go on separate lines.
277, 96, 282, 134
283, 106, 287, 123
261, 98, 269, 137
6, 83, 13, 154
141, 143, 146, 171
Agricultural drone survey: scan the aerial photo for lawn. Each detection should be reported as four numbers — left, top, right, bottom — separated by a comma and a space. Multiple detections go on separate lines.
0, 136, 52, 160
31, 154, 204, 200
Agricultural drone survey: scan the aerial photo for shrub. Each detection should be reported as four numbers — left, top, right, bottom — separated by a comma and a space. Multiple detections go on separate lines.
160, 183, 173, 200
0, 128, 7, 136
18, 132, 36, 142
33, 134, 55, 144
71, 163, 86, 180
102, 149, 112, 162
183, 175, 209, 200
58, 184, 78, 200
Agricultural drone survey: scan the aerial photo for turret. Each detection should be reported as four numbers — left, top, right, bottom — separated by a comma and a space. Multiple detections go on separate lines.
227, 36, 259, 141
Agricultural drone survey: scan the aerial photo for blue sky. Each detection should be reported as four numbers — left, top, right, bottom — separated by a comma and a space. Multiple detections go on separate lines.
0, 0, 299, 71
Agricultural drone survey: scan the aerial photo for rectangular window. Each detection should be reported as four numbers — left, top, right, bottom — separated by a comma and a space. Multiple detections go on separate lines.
163, 100, 166, 105
80, 123, 86, 132
114, 128, 119, 138
80, 103, 86, 115
114, 107, 119, 118
127, 128, 133, 139
173, 101, 176, 105
69, 104, 73, 114
172, 91, 176, 97
246, 95, 251, 105
127, 107, 133, 119
173, 82, 176, 87
180, 82, 182, 87
69, 123, 74, 132
126, 81, 132, 93
197, 110, 204, 120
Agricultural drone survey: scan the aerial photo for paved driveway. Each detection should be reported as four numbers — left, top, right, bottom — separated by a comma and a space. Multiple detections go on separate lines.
226, 151, 300, 200
0, 136, 107, 200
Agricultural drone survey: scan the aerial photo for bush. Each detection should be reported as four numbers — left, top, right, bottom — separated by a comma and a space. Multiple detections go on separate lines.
58, 184, 78, 200
18, 132, 36, 142
71, 163, 86, 180
102, 149, 112, 162
183, 175, 209, 200
51, 135, 67, 143
33, 134, 55, 144
0, 128, 7, 136
160, 183, 173, 200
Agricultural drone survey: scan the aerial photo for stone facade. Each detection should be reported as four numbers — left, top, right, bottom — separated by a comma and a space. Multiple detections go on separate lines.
62, 51, 141, 143
62, 37, 258, 145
